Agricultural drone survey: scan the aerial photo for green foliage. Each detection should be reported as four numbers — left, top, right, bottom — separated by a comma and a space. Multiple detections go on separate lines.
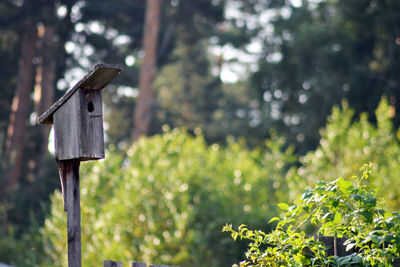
0, 205, 46, 267
88, 0, 228, 147
41, 129, 295, 267
153, 39, 222, 142
298, 97, 400, 208
224, 164, 400, 266
249, 0, 400, 153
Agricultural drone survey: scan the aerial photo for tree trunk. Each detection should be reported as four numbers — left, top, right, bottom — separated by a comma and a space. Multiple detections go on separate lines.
34, 24, 57, 154
132, 0, 162, 141
5, 16, 37, 191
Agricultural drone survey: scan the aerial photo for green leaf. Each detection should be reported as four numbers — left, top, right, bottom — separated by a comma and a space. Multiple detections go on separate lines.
346, 243, 356, 251
337, 255, 352, 265
268, 217, 280, 224
357, 210, 373, 222
322, 212, 333, 221
334, 212, 342, 224
302, 206, 310, 212
222, 223, 232, 232
337, 177, 353, 194
231, 232, 239, 241
382, 234, 395, 243
302, 190, 313, 199
351, 194, 362, 201
277, 203, 290, 211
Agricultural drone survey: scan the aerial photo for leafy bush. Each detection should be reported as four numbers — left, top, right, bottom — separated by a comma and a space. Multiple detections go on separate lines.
0, 206, 45, 267
41, 129, 295, 267
296, 97, 400, 209
224, 164, 400, 266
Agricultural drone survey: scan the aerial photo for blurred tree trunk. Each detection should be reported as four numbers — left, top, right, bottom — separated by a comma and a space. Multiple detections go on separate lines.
34, 8, 57, 155
30, 1, 61, 183
132, 0, 162, 141
36, 31, 56, 153
5, 16, 37, 191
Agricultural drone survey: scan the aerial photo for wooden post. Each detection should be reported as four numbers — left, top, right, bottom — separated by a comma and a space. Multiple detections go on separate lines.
103, 260, 123, 267
57, 159, 81, 267
38, 64, 122, 267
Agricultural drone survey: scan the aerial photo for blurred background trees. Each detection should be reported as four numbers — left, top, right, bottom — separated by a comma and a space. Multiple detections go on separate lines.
246, 0, 400, 153
0, 0, 400, 266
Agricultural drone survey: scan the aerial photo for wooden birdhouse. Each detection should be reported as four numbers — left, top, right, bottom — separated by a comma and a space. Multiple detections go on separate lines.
38, 64, 122, 161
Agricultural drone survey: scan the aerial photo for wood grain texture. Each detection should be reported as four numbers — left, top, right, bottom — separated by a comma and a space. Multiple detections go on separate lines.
57, 160, 81, 267
38, 64, 122, 125
103, 260, 123, 267
78, 89, 104, 160
53, 89, 104, 160
54, 92, 80, 160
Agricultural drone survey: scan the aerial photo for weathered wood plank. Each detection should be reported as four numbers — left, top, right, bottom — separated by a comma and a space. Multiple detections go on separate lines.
53, 89, 105, 160
54, 92, 80, 160
38, 64, 122, 125
78, 89, 104, 160
103, 260, 123, 267
131, 263, 147, 267
316, 235, 334, 256
336, 237, 351, 256
59, 159, 82, 267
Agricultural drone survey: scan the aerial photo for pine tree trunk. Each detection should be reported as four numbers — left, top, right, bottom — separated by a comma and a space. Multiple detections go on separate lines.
34, 24, 57, 154
132, 0, 162, 141
5, 16, 37, 191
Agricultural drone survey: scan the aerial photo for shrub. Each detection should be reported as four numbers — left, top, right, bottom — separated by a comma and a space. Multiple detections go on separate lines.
224, 164, 400, 266
296, 97, 400, 209
41, 129, 295, 267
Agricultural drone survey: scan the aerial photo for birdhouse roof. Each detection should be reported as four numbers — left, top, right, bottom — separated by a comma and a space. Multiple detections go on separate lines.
38, 64, 122, 125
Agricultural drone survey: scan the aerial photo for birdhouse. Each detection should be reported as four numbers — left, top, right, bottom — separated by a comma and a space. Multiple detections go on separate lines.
38, 64, 122, 161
